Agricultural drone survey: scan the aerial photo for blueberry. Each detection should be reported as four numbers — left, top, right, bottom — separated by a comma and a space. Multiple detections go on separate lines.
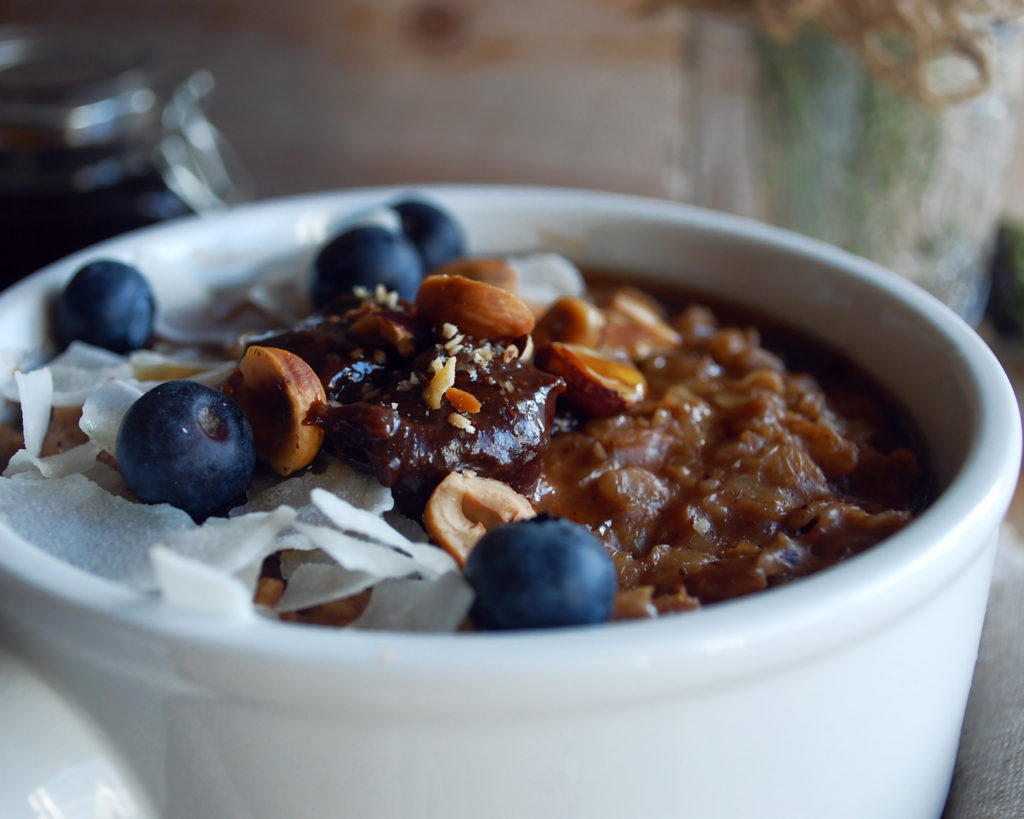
463, 515, 617, 630
311, 224, 424, 308
393, 198, 465, 273
56, 259, 155, 354
116, 380, 256, 520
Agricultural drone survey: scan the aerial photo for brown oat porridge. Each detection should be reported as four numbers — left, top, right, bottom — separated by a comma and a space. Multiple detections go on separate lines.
0, 196, 926, 631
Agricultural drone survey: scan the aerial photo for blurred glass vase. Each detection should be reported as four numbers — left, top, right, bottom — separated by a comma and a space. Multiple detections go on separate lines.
680, 13, 1024, 323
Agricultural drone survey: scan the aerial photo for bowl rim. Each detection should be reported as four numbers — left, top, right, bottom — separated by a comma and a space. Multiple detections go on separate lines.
0, 184, 1019, 693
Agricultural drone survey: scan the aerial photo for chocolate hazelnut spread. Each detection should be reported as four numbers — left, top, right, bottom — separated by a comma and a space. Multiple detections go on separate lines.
257, 293, 564, 515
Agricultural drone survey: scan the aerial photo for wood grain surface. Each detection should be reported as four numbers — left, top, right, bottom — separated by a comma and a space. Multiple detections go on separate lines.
1, 0, 684, 200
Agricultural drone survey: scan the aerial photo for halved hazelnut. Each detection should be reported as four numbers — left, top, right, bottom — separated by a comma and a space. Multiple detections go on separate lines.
534, 296, 607, 348
430, 257, 518, 293
222, 345, 326, 476
415, 274, 535, 341
423, 471, 537, 566
535, 342, 647, 418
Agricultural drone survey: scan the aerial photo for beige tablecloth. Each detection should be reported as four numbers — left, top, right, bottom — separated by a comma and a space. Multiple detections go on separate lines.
943, 523, 1024, 817
939, 330, 1024, 816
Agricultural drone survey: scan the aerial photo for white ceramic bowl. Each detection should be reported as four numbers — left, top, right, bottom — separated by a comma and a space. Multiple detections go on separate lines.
0, 186, 1019, 819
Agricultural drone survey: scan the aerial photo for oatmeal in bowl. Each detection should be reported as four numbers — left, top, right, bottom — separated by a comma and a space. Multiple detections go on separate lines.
0, 186, 1017, 819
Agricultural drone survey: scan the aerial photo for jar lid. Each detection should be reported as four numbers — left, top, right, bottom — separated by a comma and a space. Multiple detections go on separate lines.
0, 25, 163, 150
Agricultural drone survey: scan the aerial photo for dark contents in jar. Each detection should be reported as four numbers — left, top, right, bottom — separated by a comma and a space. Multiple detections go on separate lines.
259, 271, 927, 620
0, 169, 191, 289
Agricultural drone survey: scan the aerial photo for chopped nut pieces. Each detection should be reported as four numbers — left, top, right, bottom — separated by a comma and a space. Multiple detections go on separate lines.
446, 387, 482, 414
535, 341, 647, 417
424, 471, 537, 565
447, 412, 476, 432
415, 274, 535, 342
423, 356, 457, 410
222, 345, 326, 476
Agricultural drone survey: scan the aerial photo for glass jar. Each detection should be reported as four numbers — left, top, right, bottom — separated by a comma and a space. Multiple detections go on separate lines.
0, 25, 248, 290
679, 13, 1024, 323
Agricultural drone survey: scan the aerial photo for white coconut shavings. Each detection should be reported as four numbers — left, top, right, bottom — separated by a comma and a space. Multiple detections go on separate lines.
152, 506, 299, 582
351, 572, 473, 632
45, 342, 134, 407
278, 547, 332, 580
0, 473, 195, 587
79, 379, 145, 456
152, 314, 243, 351
311, 489, 456, 577
129, 350, 236, 386
151, 546, 255, 619
203, 255, 311, 325
153, 257, 310, 349
14, 367, 52, 456
382, 508, 430, 543
507, 252, 585, 309
76, 460, 132, 497
3, 442, 100, 479
292, 522, 437, 580
311, 488, 414, 552
232, 459, 393, 522
275, 563, 377, 613
242, 279, 312, 327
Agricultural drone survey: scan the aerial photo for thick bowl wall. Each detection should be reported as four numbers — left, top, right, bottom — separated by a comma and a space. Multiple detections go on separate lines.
0, 187, 1018, 819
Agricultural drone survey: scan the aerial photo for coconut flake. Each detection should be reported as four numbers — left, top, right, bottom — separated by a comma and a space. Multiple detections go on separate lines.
243, 279, 313, 326
311, 488, 456, 577
351, 571, 474, 632
46, 342, 134, 407
14, 367, 52, 457
382, 508, 430, 543
79, 379, 145, 456
151, 546, 254, 619
151, 505, 299, 590
128, 350, 236, 386
275, 562, 377, 613
3, 441, 100, 479
152, 314, 243, 350
507, 253, 585, 308
0, 473, 194, 587
292, 521, 428, 579
232, 458, 393, 522
311, 487, 415, 551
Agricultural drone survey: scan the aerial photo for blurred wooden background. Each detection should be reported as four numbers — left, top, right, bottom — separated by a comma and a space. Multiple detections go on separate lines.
6, 0, 1024, 212
0, 0, 684, 201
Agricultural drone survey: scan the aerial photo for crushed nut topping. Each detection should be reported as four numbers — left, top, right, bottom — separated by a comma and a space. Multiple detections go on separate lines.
446, 387, 482, 414
447, 412, 476, 432
423, 356, 458, 410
